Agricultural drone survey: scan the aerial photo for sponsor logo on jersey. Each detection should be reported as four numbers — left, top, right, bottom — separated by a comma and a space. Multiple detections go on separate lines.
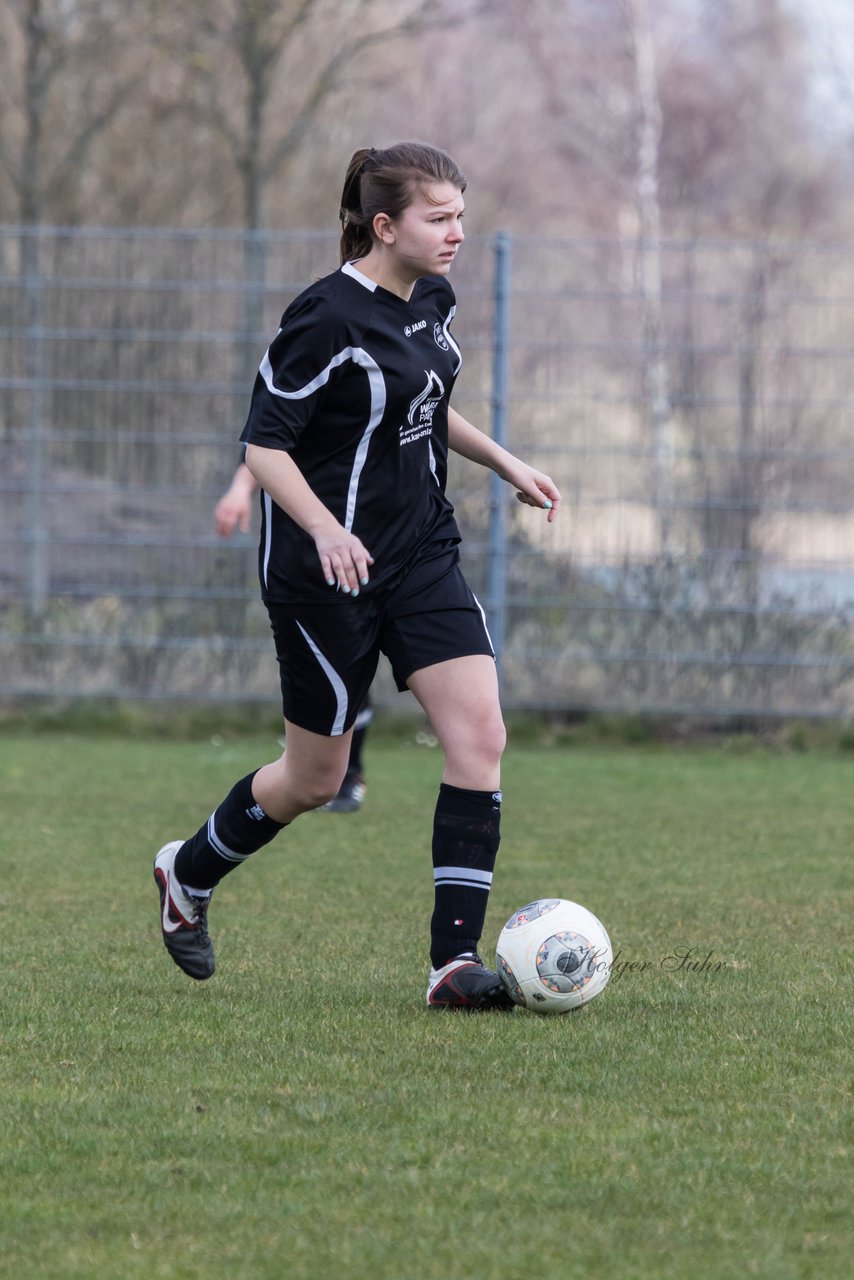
433, 322, 450, 351
400, 369, 445, 447
404, 319, 427, 337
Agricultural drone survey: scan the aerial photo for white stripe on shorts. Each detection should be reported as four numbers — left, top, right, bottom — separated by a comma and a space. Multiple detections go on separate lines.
296, 621, 349, 735
470, 591, 495, 658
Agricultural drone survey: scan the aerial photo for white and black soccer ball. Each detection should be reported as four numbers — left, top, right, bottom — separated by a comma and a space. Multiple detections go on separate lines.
496, 898, 613, 1014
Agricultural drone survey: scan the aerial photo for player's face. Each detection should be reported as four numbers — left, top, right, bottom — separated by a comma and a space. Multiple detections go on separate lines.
388, 182, 465, 280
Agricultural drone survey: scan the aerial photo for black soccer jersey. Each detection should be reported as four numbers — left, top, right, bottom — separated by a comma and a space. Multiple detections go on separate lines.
240, 261, 464, 603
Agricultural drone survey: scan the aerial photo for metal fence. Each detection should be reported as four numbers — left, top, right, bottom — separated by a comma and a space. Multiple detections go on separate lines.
1, 224, 853, 719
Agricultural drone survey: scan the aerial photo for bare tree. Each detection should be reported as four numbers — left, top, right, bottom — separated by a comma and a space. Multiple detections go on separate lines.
147, 0, 489, 383
0, 1, 143, 616
665, 1, 840, 541
0, 0, 140, 225
158, 0, 486, 232
624, 0, 675, 555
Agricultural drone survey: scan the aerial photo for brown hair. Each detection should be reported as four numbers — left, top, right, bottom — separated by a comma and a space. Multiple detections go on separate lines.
339, 141, 467, 265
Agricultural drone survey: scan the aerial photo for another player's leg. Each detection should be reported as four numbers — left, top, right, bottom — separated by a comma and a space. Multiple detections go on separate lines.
323, 695, 372, 813
407, 655, 514, 1011
155, 724, 351, 979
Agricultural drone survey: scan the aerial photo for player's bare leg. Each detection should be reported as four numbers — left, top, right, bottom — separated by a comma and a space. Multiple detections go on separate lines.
407, 654, 505, 791
252, 722, 354, 824
408, 655, 513, 1010
155, 723, 351, 979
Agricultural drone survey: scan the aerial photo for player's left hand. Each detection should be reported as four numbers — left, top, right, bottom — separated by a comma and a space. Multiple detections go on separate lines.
510, 465, 561, 524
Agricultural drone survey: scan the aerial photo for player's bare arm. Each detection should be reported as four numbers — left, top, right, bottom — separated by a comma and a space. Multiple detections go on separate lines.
214, 462, 258, 536
244, 444, 373, 593
447, 406, 561, 523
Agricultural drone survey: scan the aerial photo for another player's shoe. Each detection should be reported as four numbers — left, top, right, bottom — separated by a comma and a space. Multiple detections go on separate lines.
153, 841, 215, 980
322, 771, 366, 814
426, 954, 515, 1011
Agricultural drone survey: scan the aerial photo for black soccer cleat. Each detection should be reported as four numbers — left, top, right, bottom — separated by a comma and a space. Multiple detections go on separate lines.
154, 841, 215, 980
321, 771, 367, 814
426, 954, 515, 1011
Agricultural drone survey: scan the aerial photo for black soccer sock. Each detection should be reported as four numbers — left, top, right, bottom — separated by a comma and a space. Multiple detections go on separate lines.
347, 698, 373, 776
173, 771, 286, 891
347, 727, 366, 777
430, 783, 502, 969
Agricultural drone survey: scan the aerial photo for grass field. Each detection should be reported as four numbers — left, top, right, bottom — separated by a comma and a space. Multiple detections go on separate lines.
1, 726, 851, 1279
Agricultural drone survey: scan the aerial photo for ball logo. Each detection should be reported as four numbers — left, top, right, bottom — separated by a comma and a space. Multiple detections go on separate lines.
433, 322, 450, 350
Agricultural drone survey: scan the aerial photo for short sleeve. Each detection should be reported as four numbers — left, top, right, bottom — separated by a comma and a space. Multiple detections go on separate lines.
240, 291, 352, 452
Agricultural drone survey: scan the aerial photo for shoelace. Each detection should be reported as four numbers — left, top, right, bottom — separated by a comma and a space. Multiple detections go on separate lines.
187, 895, 211, 938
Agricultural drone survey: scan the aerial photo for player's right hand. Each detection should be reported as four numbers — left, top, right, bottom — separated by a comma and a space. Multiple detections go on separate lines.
314, 525, 374, 596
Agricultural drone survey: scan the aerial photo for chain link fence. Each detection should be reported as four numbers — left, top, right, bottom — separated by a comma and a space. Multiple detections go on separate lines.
1, 225, 853, 718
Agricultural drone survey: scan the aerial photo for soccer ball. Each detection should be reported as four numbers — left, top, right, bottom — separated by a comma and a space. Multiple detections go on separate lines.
496, 898, 613, 1014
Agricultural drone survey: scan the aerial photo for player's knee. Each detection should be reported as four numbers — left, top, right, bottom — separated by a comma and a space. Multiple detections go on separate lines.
300, 765, 347, 811
271, 757, 346, 815
449, 707, 505, 771
484, 712, 507, 765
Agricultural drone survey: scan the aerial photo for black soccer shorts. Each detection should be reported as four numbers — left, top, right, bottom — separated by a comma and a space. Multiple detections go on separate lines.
265, 545, 494, 736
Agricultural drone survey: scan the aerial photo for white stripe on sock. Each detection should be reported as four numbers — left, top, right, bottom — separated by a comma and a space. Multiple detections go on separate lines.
207, 813, 251, 864
433, 865, 494, 889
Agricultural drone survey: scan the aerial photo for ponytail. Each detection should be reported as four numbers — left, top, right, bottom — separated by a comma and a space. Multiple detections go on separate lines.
338, 141, 466, 266
339, 148, 378, 264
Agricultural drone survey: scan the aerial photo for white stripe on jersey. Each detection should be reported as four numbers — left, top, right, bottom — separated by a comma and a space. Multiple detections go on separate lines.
433, 865, 494, 890
260, 342, 375, 404
344, 353, 386, 532
295, 622, 349, 736
258, 342, 386, 537
442, 305, 463, 375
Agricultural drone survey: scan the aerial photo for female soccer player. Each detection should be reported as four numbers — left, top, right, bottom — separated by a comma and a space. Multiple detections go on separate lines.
155, 141, 560, 1009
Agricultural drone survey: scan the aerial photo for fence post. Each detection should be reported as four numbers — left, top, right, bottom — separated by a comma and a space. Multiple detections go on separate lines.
488, 231, 511, 691
23, 227, 48, 618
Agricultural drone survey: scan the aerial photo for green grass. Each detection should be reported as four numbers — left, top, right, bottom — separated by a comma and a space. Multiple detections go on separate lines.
1, 730, 851, 1280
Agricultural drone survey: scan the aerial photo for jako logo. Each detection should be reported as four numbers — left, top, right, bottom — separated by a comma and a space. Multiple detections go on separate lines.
404, 320, 427, 337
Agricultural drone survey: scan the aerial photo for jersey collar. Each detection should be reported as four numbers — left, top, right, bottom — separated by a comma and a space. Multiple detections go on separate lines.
341, 260, 378, 292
